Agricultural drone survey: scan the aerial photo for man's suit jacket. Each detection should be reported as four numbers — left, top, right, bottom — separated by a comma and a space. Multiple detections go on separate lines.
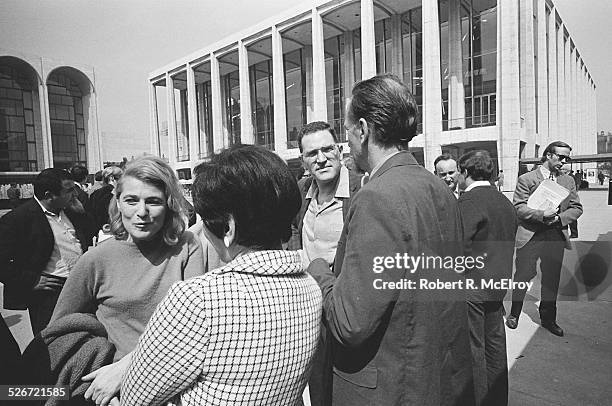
308, 151, 474, 406
458, 185, 518, 302
514, 168, 583, 249
0, 199, 96, 309
287, 169, 362, 251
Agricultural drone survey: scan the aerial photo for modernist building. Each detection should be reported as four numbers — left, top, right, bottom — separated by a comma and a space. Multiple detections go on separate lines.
149, 0, 597, 190
0, 49, 102, 178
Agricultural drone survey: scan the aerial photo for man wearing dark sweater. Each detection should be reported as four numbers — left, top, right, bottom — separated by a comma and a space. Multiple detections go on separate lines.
458, 150, 518, 406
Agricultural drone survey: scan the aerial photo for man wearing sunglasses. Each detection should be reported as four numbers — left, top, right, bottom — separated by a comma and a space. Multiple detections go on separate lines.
288, 121, 362, 406
507, 141, 583, 336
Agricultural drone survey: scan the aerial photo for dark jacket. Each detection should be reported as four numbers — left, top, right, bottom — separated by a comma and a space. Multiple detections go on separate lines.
0, 199, 96, 309
21, 313, 116, 406
86, 184, 114, 232
308, 152, 475, 405
458, 184, 518, 302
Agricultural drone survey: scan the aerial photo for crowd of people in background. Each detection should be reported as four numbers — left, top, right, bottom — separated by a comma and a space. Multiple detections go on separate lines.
0, 73, 588, 406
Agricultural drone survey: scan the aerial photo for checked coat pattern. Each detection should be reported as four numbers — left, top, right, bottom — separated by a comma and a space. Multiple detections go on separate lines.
121, 250, 322, 406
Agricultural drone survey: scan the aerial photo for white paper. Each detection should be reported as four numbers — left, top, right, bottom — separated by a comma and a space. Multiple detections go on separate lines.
527, 179, 570, 211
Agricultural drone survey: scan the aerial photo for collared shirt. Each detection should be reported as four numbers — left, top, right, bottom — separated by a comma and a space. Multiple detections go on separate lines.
465, 180, 493, 192
302, 165, 350, 265
33, 195, 82, 279
540, 165, 556, 182
121, 250, 322, 406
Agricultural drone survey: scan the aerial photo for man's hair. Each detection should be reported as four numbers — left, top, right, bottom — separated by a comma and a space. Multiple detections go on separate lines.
94, 170, 103, 182
297, 121, 338, 153
193, 144, 301, 250
433, 153, 457, 172
70, 164, 88, 183
347, 74, 418, 149
34, 168, 71, 200
458, 150, 494, 181
102, 166, 123, 184
541, 141, 572, 162
108, 155, 187, 246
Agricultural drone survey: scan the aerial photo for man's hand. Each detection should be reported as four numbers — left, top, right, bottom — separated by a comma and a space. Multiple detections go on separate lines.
83, 353, 132, 406
543, 208, 558, 219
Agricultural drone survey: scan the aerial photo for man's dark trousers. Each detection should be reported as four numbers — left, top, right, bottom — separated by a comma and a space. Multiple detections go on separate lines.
511, 228, 566, 321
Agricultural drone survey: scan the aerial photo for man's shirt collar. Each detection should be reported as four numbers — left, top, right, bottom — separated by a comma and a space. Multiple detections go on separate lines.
306, 165, 350, 200
33, 195, 60, 217
369, 150, 402, 179
465, 180, 492, 192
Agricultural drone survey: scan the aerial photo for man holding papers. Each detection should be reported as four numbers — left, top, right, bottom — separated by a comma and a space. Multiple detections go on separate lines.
506, 141, 583, 336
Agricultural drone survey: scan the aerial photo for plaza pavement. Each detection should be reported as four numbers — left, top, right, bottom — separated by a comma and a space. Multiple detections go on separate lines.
2, 188, 611, 405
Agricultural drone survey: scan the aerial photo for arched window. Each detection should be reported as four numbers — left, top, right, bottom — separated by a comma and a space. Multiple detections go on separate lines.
0, 61, 38, 171
47, 71, 87, 169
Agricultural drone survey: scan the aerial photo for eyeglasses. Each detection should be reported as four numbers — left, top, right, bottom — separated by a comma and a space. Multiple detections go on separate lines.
552, 152, 571, 162
303, 144, 340, 160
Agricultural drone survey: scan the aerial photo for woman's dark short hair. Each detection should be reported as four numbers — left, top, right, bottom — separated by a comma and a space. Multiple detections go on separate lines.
193, 144, 301, 250
458, 150, 494, 181
348, 74, 419, 149
34, 168, 71, 199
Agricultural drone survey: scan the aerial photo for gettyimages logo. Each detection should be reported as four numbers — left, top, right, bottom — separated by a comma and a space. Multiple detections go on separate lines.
372, 252, 486, 275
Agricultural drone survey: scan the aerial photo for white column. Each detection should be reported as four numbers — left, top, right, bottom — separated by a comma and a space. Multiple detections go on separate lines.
547, 8, 558, 145
86, 87, 102, 171
573, 51, 579, 150
592, 81, 597, 154
312, 7, 327, 121
238, 40, 254, 145
38, 81, 53, 167
422, 0, 443, 170
361, 0, 376, 79
448, 0, 465, 129
304, 45, 315, 122
391, 14, 403, 77
556, 25, 566, 142
497, 0, 521, 191
210, 54, 224, 152
166, 73, 178, 167
343, 31, 356, 104
187, 66, 200, 164
568, 45, 576, 149
272, 25, 288, 153
519, 0, 536, 155
149, 83, 160, 155
564, 32, 571, 143
536, 0, 549, 148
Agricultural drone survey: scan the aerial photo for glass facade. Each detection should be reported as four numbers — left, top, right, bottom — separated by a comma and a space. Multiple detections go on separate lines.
47, 72, 86, 169
0, 64, 38, 171
174, 84, 190, 161
375, 18, 393, 75
439, 0, 497, 130
250, 59, 274, 150
196, 80, 214, 159
401, 7, 423, 133
324, 35, 345, 141
284, 49, 306, 149
222, 68, 240, 146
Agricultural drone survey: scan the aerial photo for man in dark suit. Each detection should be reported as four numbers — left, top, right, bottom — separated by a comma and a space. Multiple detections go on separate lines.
458, 150, 518, 406
0, 168, 95, 334
506, 141, 583, 336
308, 74, 474, 405
287, 121, 361, 406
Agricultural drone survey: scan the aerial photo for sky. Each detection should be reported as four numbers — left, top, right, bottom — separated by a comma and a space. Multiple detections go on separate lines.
1, 0, 610, 160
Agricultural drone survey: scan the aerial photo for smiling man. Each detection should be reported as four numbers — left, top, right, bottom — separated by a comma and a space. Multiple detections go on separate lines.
507, 141, 583, 336
288, 121, 362, 406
